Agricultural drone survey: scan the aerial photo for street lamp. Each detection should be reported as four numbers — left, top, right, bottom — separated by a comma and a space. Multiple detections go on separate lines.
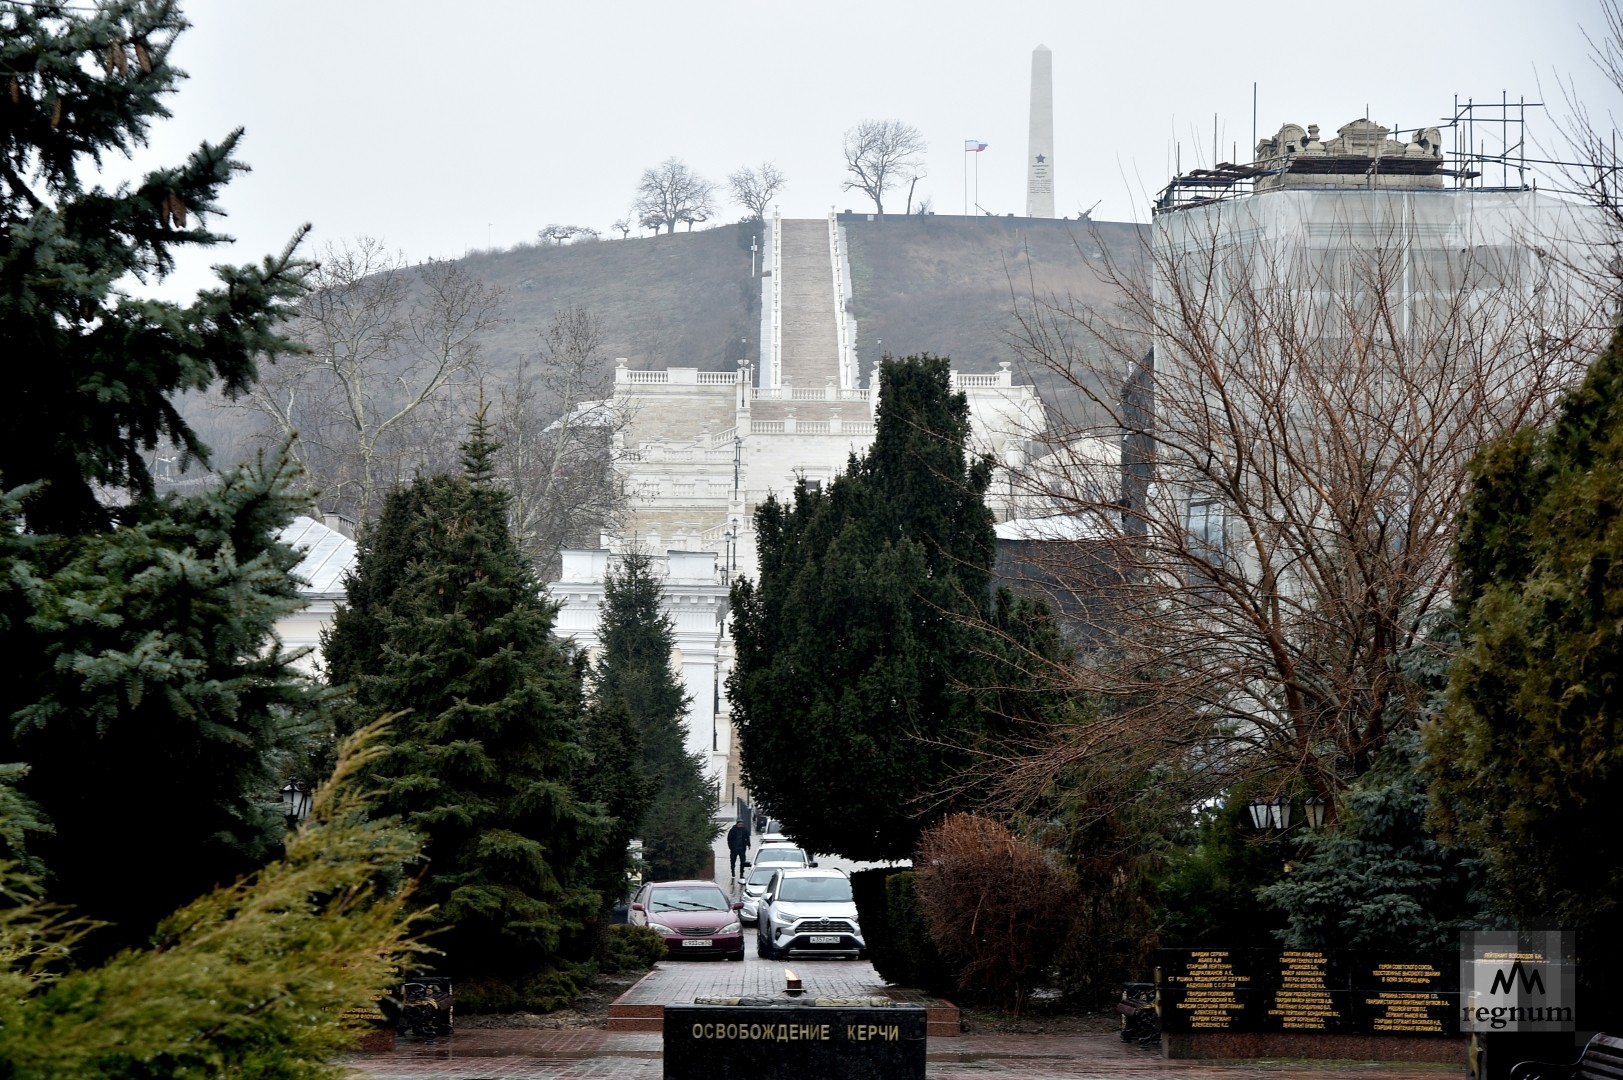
1247, 795, 1293, 830
280, 779, 312, 826
1303, 795, 1329, 830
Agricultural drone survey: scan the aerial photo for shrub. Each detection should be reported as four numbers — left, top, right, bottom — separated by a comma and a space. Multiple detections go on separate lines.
852, 868, 957, 996
601, 924, 668, 973
454, 963, 593, 1014
914, 814, 1077, 1014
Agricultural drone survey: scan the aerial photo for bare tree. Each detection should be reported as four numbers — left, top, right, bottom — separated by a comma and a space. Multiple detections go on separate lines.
633, 158, 717, 235
727, 162, 787, 221
611, 218, 631, 239
987, 202, 1609, 818
1547, 0, 1623, 302
247, 237, 502, 525
842, 119, 926, 215
539, 224, 600, 245
494, 307, 629, 577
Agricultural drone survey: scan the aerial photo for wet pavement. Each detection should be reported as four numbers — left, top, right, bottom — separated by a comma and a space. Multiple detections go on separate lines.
342, 950, 1462, 1078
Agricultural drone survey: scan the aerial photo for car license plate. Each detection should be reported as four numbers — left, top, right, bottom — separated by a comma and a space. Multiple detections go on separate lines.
809, 935, 839, 944
682, 939, 712, 947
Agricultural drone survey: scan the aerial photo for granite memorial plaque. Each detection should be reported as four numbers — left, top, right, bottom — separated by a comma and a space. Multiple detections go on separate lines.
663, 1002, 926, 1079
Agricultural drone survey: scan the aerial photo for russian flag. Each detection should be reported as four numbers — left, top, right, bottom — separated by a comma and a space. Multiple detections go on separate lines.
964, 140, 987, 152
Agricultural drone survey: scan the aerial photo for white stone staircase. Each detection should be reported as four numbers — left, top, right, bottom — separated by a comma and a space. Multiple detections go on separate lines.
775, 219, 841, 390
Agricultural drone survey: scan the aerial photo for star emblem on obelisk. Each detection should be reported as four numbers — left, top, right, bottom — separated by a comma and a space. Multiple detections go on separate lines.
1035, 154, 1046, 163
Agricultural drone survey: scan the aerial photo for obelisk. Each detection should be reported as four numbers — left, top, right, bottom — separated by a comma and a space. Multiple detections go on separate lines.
1026, 44, 1055, 218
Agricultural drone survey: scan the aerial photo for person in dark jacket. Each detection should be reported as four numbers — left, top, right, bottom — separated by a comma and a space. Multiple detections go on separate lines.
726, 819, 750, 879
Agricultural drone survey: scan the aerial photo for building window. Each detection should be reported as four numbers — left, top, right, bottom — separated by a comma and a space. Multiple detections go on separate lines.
1187, 497, 1225, 563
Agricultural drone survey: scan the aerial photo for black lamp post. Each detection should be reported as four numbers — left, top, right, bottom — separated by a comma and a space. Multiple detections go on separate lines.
1247, 795, 1294, 830
280, 779, 312, 826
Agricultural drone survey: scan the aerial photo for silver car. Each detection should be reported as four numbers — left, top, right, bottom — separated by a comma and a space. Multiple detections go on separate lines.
751, 844, 812, 871
755, 867, 866, 960
738, 865, 778, 923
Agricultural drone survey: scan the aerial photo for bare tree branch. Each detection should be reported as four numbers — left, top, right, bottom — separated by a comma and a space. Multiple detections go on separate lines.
494, 307, 631, 578
842, 119, 926, 216
633, 159, 717, 236
244, 237, 502, 525
982, 201, 1609, 814
727, 162, 787, 221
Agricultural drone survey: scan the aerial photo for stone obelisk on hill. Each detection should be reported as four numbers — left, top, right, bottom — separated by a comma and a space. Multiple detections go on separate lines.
1027, 44, 1055, 218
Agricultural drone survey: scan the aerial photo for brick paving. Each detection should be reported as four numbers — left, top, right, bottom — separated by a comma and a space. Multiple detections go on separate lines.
343, 1027, 1460, 1078
612, 953, 895, 1005
342, 952, 1462, 1078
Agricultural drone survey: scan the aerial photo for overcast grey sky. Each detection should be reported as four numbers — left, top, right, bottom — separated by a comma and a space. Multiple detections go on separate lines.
127, 0, 1611, 296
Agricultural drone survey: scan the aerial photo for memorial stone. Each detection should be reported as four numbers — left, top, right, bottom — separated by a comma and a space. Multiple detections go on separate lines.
1026, 45, 1055, 218
1159, 948, 1459, 1038
664, 1001, 926, 1079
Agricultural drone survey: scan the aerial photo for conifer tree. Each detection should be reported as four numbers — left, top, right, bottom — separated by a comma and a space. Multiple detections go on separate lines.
1, 0, 309, 535
4, 455, 329, 942
1428, 325, 1623, 955
0, 0, 324, 946
0, 724, 426, 1079
575, 695, 653, 904
729, 356, 1060, 861
324, 415, 608, 987
594, 551, 719, 880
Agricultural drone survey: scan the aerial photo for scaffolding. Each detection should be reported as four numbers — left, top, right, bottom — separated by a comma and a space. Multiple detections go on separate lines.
1151, 93, 1550, 215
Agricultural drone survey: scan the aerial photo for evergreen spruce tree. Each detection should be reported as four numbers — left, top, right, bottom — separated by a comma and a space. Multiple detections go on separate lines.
0, 1, 323, 946
729, 356, 1061, 861
1262, 733, 1487, 951
594, 551, 719, 880
324, 415, 608, 989
1, 1, 309, 535
575, 695, 653, 904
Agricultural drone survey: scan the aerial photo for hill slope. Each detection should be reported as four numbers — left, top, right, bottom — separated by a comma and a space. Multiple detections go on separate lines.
843, 214, 1141, 371
463, 214, 1143, 383
460, 222, 762, 373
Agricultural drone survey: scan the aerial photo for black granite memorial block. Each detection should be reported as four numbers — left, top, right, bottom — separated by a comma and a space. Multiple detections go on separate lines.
663, 1003, 927, 1079
1158, 948, 1460, 1037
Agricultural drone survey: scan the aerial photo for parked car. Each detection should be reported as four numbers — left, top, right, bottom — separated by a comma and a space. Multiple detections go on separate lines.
738, 865, 778, 924
752, 843, 813, 870
755, 867, 866, 960
629, 880, 745, 961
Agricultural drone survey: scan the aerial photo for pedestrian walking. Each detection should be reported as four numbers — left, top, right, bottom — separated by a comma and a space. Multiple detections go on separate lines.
726, 819, 750, 880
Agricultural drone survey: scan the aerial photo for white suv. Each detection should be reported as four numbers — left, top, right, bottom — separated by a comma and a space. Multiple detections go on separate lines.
755, 867, 866, 960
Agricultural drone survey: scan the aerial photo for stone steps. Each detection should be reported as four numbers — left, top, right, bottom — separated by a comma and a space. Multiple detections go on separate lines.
775, 219, 840, 388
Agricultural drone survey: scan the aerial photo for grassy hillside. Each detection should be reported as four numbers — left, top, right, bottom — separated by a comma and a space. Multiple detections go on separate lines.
458, 221, 762, 374
841, 213, 1144, 403
463, 213, 1144, 384
185, 215, 1143, 470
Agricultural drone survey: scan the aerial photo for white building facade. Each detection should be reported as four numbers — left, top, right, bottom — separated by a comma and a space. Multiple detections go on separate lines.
547, 213, 1048, 807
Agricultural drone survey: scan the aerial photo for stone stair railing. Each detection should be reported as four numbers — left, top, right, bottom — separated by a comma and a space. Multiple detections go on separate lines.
770, 210, 783, 387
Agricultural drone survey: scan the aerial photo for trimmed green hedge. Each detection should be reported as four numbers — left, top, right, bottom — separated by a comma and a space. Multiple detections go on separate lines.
852, 867, 957, 997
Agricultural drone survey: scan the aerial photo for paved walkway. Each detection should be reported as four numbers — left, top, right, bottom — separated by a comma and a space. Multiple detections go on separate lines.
613, 953, 893, 1005
343, 952, 1462, 1078
343, 1026, 1459, 1078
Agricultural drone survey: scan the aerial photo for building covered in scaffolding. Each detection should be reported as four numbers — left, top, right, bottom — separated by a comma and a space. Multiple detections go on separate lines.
1094, 101, 1615, 789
